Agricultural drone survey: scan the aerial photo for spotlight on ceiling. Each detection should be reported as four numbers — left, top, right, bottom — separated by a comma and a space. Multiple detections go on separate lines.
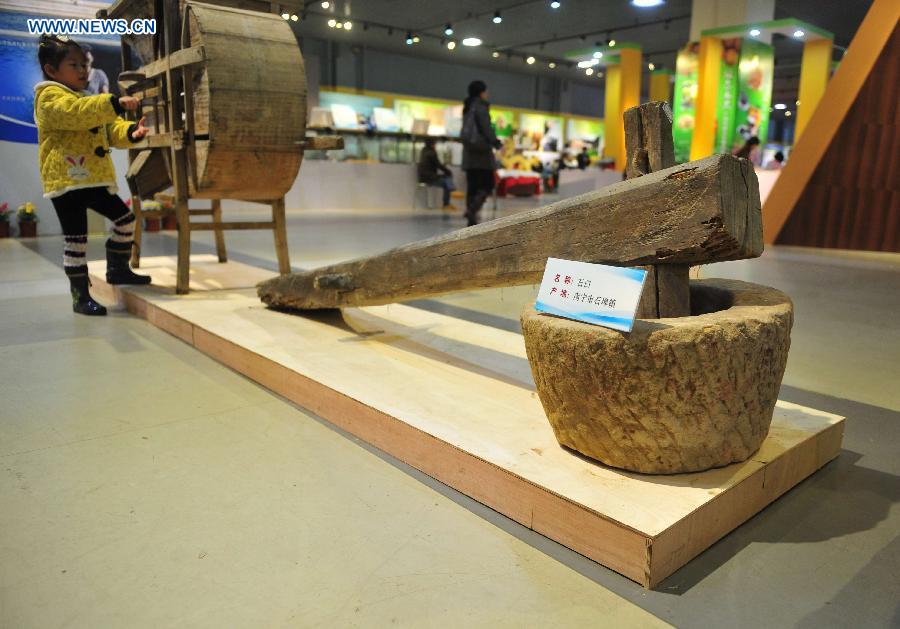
327, 18, 336, 27
648, 62, 655, 70
585, 68, 594, 76
463, 37, 483, 47
608, 38, 616, 47
548, 61, 556, 68
593, 51, 603, 59
749, 28, 761, 37
631, 0, 664, 6
526, 56, 536, 64
412, 35, 420, 43
492, 50, 500, 58
774, 103, 787, 109
405, 31, 413, 45
320, 1, 330, 8
343, 21, 351, 30
281, 12, 290, 20
550, 0, 561, 7
793, 29, 805, 38
785, 110, 792, 116
335, 21, 343, 28
493, 11, 502, 24
444, 24, 454, 36
447, 41, 456, 50
577, 60, 594, 68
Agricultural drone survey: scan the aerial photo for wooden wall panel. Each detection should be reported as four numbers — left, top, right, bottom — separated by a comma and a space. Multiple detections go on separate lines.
776, 26, 899, 251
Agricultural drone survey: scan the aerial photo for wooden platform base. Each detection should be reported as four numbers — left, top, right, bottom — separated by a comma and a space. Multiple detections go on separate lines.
90, 255, 845, 588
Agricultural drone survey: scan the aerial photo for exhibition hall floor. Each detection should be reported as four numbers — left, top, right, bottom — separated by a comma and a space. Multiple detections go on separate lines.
2, 207, 899, 628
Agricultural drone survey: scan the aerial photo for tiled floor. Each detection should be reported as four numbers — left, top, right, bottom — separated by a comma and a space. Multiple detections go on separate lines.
2, 205, 899, 628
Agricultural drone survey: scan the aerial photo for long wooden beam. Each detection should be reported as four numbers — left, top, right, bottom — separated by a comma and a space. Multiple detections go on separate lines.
258, 153, 762, 310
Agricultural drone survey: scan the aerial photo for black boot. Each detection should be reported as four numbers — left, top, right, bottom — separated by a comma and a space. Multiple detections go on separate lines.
67, 270, 107, 316
106, 245, 151, 285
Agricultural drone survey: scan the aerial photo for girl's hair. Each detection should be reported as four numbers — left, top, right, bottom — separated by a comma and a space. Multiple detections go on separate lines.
38, 34, 83, 79
463, 80, 487, 115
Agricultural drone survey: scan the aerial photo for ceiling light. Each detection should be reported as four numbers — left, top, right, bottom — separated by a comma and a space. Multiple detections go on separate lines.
632, 0, 665, 6
793, 30, 805, 38
585, 68, 594, 76
548, 61, 556, 68
281, 12, 290, 20
447, 41, 456, 50
796, 99, 801, 105
344, 20, 352, 29
412, 35, 420, 43
648, 62, 655, 70
463, 37, 482, 47
444, 24, 454, 36
577, 60, 594, 68
406, 32, 413, 45
593, 51, 603, 59
597, 71, 603, 78
327, 18, 336, 27
320, 0, 329, 7
550, 0, 561, 7
526, 56, 536, 64
492, 50, 500, 58
335, 21, 343, 28
493, 11, 502, 24
749, 28, 761, 37
785, 110, 792, 116
609, 39, 616, 47
774, 103, 786, 109
291, 14, 299, 21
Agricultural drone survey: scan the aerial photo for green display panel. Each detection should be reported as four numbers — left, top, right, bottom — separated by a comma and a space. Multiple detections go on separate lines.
672, 44, 699, 163
715, 39, 742, 154
490, 108, 517, 138
731, 39, 774, 151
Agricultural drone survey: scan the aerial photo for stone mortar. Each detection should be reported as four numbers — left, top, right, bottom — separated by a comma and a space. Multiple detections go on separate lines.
521, 279, 793, 474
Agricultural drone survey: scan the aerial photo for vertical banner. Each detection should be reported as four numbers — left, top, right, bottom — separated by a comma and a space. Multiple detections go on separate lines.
0, 36, 41, 144
733, 39, 774, 150
714, 38, 741, 154
672, 44, 698, 163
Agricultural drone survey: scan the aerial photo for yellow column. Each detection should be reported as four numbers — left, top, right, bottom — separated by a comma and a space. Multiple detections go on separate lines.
649, 70, 673, 103
690, 35, 722, 160
603, 64, 622, 168
603, 47, 642, 171
796, 38, 832, 141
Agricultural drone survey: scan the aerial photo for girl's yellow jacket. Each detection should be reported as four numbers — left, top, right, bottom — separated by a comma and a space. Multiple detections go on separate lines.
33, 81, 138, 199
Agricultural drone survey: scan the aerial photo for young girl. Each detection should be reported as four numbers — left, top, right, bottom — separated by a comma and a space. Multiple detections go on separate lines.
35, 34, 151, 316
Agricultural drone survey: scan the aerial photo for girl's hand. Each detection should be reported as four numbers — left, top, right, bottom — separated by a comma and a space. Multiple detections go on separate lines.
118, 96, 140, 111
131, 116, 150, 141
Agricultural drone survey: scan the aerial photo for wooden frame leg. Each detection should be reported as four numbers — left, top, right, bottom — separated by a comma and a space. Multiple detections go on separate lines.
211, 199, 227, 262
175, 192, 191, 294
272, 197, 290, 274
130, 195, 143, 268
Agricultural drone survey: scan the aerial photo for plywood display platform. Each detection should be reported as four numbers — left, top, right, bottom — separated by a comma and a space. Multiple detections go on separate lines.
90, 255, 845, 588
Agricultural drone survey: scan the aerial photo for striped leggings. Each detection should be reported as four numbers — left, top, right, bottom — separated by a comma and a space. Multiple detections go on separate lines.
50, 187, 136, 275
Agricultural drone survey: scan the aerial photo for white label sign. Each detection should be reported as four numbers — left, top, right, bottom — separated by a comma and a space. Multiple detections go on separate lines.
535, 258, 647, 332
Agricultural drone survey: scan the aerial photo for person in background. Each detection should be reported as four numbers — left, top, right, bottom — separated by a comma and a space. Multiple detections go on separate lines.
417, 137, 456, 209
734, 136, 760, 161
82, 44, 109, 95
766, 150, 785, 170
576, 146, 590, 170
461, 80, 501, 226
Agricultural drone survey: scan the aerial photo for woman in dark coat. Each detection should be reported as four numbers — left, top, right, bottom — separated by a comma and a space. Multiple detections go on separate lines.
461, 80, 501, 226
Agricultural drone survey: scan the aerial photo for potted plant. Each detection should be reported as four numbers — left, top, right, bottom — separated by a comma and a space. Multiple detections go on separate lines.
141, 199, 162, 232
0, 203, 10, 238
16, 202, 38, 238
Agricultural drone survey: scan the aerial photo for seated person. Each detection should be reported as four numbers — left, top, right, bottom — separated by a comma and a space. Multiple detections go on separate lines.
417, 138, 456, 209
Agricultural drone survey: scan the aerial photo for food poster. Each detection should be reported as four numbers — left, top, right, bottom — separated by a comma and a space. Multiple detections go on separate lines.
732, 39, 774, 151
566, 118, 604, 145
714, 38, 741, 154
490, 107, 517, 138
672, 43, 699, 163
394, 98, 451, 135
319, 91, 384, 118
519, 113, 563, 151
